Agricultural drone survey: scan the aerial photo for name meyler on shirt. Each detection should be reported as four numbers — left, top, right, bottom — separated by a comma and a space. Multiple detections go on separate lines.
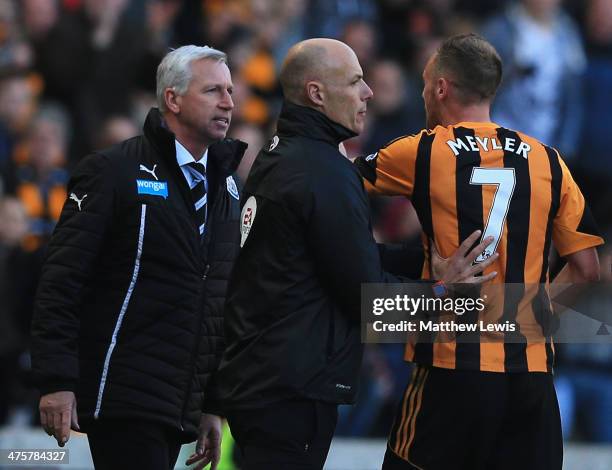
447, 135, 532, 159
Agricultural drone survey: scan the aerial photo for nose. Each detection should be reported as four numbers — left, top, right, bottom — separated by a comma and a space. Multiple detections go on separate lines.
363, 81, 373, 101
220, 90, 234, 110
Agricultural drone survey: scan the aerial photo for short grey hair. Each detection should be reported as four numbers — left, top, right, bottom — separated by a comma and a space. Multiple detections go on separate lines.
156, 45, 227, 112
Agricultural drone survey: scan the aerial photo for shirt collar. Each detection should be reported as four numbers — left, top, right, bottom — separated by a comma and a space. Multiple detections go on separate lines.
175, 139, 208, 169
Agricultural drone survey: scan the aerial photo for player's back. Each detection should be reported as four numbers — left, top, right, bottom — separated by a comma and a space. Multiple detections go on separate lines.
424, 123, 560, 285
356, 122, 602, 372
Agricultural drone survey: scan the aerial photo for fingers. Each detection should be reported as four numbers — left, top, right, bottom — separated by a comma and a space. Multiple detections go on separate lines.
194, 458, 212, 470
185, 436, 207, 466
52, 411, 63, 446
467, 270, 498, 284
185, 452, 208, 466
188, 438, 220, 469
71, 403, 80, 432
185, 444, 207, 465
207, 434, 221, 470
40, 410, 53, 436
478, 250, 499, 270
465, 236, 494, 264
457, 230, 482, 258
195, 435, 205, 455
39, 392, 77, 446
40, 409, 47, 433
193, 448, 219, 470
71, 394, 81, 431
210, 450, 220, 470
462, 270, 498, 285
59, 410, 70, 445
188, 449, 212, 469
193, 454, 212, 470
45, 410, 70, 447
476, 271, 498, 283
461, 252, 498, 284
467, 253, 499, 278
189, 414, 222, 468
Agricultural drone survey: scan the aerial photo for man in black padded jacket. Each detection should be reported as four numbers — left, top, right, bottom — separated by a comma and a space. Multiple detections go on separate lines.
30, 45, 246, 470
215, 38, 497, 470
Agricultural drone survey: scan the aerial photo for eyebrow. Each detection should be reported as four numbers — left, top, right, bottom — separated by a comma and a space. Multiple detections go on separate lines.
202, 83, 233, 90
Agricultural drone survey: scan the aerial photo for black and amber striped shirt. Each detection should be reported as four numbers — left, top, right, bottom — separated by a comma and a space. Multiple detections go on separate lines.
356, 122, 604, 373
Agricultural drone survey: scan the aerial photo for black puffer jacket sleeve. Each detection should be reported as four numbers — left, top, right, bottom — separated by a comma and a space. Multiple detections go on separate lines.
31, 153, 115, 395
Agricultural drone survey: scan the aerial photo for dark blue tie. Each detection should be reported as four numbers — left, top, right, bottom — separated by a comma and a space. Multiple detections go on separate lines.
186, 162, 207, 237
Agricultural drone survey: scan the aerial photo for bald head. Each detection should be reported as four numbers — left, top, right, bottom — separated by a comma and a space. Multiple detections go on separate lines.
280, 38, 357, 105
279, 38, 373, 134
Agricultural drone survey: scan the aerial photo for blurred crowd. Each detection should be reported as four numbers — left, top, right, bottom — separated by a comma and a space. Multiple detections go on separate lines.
0, 0, 611, 443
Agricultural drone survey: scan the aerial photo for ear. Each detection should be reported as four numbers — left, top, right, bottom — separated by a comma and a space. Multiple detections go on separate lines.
437, 77, 450, 101
306, 80, 325, 107
164, 88, 181, 114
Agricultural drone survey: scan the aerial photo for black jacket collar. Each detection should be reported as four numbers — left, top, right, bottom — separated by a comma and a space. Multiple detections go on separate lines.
143, 108, 247, 177
276, 101, 357, 145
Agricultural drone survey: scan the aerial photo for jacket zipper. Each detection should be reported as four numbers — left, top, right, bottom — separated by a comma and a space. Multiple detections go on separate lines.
94, 204, 147, 418
180, 163, 222, 429
180, 216, 213, 430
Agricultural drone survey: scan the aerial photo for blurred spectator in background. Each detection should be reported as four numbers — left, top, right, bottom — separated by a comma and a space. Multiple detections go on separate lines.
0, 197, 28, 424
230, 122, 265, 183
376, 198, 422, 245
95, 115, 139, 149
306, 0, 377, 38
572, 0, 612, 236
482, 0, 586, 158
268, 0, 309, 69
201, 0, 249, 51
21, 0, 60, 43
337, 345, 395, 437
144, 0, 182, 51
13, 103, 70, 251
228, 31, 277, 122
341, 18, 378, 73
30, 0, 161, 161
0, 73, 40, 192
0, 196, 41, 425
556, 339, 612, 443
555, 189, 612, 444
362, 59, 422, 154
340, 19, 379, 155
0, 0, 33, 74
546, 1, 612, 442
228, 75, 272, 127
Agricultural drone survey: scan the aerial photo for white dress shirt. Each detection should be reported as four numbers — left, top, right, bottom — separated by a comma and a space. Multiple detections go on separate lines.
175, 140, 208, 189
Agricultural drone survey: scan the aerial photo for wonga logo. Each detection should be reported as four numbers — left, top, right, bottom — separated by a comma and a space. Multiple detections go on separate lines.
240, 196, 257, 248
136, 179, 169, 199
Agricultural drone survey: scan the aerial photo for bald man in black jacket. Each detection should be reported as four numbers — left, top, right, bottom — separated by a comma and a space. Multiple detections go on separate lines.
215, 38, 497, 470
